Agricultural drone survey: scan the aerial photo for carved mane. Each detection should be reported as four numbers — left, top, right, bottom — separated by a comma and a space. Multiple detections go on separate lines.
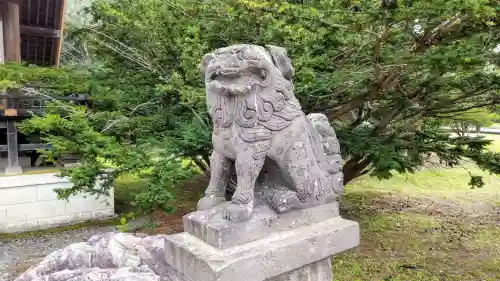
203, 45, 304, 143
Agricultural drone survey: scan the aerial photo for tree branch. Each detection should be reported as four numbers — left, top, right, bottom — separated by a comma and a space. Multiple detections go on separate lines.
343, 158, 371, 184
100, 100, 160, 133
191, 156, 210, 177
327, 71, 399, 120
374, 21, 390, 81
414, 13, 464, 52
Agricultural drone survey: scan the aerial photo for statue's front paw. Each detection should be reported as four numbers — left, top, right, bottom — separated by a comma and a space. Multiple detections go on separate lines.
266, 189, 301, 214
222, 202, 253, 222
197, 195, 226, 211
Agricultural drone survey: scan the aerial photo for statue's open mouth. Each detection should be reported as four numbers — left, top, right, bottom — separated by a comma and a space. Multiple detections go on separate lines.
209, 65, 267, 83
210, 68, 241, 81
207, 60, 270, 96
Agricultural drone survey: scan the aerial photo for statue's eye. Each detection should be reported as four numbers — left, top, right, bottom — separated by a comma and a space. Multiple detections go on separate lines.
237, 49, 248, 60
210, 72, 218, 80
259, 70, 267, 80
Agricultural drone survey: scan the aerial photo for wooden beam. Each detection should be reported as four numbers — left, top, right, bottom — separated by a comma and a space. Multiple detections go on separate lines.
2, 1, 23, 4
0, 93, 89, 101
20, 143, 52, 151
3, 0, 21, 62
0, 143, 51, 152
20, 25, 61, 38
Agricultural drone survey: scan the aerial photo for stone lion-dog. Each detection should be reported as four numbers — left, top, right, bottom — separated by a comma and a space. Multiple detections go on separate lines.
198, 44, 344, 222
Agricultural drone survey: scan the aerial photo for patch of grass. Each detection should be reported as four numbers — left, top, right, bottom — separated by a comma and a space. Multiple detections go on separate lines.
348, 164, 500, 205
483, 134, 500, 152
0, 217, 119, 241
489, 123, 500, 129
333, 166, 500, 280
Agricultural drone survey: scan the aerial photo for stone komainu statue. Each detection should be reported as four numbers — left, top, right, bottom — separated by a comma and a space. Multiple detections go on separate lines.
198, 44, 344, 222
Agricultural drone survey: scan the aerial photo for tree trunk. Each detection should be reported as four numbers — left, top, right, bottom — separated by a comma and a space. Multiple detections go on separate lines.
343, 158, 371, 184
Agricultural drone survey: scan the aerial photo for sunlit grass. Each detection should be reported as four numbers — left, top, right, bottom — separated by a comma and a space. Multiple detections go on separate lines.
334, 163, 500, 280
483, 134, 500, 152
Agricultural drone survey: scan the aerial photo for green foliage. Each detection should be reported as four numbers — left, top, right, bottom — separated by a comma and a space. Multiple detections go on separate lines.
0, 63, 88, 92
116, 212, 136, 232
6, 0, 499, 214
18, 103, 198, 213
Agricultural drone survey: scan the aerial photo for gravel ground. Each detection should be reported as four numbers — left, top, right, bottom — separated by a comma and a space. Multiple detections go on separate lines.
0, 226, 116, 281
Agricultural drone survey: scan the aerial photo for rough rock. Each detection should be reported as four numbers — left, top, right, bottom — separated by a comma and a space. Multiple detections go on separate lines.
14, 232, 187, 281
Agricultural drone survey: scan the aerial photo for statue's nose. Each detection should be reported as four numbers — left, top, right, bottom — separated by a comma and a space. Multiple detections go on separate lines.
226, 56, 240, 68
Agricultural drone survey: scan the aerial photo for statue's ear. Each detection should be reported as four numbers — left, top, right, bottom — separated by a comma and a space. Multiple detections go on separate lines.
265, 45, 294, 80
200, 53, 215, 78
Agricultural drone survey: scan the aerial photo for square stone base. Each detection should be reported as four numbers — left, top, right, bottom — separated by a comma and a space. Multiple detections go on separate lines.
184, 198, 340, 249
269, 258, 332, 281
165, 201, 359, 281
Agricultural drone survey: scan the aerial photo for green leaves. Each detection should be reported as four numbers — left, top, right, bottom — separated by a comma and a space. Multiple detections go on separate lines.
9, 0, 499, 215
0, 63, 89, 92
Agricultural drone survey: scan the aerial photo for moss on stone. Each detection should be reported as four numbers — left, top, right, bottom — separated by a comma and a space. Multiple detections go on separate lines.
0, 217, 120, 240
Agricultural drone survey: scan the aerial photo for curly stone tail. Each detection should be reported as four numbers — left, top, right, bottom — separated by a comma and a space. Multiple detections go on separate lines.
307, 113, 343, 173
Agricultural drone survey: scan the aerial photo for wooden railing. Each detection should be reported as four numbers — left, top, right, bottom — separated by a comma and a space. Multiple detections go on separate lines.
0, 88, 89, 174
0, 143, 52, 152
0, 89, 89, 117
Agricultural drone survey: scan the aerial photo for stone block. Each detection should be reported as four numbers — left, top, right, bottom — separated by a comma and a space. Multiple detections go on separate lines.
71, 211, 94, 220
92, 209, 115, 219
184, 198, 339, 249
6, 200, 66, 221
36, 183, 71, 201
269, 258, 332, 281
0, 186, 37, 206
0, 174, 114, 232
0, 173, 69, 189
36, 215, 75, 229
0, 206, 6, 223
65, 197, 113, 215
5, 220, 38, 232
164, 216, 359, 281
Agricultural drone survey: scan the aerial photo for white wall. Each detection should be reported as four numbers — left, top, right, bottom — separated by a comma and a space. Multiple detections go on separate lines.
0, 173, 115, 232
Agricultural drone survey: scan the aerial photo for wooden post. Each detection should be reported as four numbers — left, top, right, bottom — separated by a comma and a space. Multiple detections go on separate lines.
5, 119, 22, 174
55, 0, 66, 67
0, 7, 5, 64
3, 0, 21, 63
3, 0, 22, 174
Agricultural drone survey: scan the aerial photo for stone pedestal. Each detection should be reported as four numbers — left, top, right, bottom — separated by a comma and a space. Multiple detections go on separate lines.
164, 199, 359, 281
5, 165, 23, 175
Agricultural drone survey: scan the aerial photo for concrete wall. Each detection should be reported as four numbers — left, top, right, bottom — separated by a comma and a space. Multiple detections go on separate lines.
0, 173, 115, 232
